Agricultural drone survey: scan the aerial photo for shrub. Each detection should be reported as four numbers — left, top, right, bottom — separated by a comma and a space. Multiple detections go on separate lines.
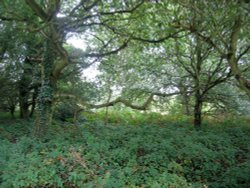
0, 116, 250, 187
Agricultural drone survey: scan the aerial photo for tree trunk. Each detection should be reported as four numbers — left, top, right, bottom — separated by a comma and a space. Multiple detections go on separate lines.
19, 58, 32, 119
194, 91, 203, 130
105, 88, 112, 125
10, 106, 15, 119
29, 86, 38, 118
228, 55, 250, 98
178, 82, 191, 116
181, 88, 191, 116
228, 17, 250, 98
73, 108, 83, 125
182, 95, 191, 116
33, 38, 55, 137
20, 101, 30, 119
193, 31, 203, 130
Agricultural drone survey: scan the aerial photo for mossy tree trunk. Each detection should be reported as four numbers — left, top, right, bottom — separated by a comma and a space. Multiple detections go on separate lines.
33, 38, 56, 137
193, 32, 203, 130
228, 17, 250, 98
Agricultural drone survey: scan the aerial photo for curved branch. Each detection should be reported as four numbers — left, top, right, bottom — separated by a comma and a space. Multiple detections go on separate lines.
56, 91, 183, 111
83, 42, 128, 58
152, 91, 182, 97
25, 0, 48, 21
104, 22, 185, 44
90, 94, 154, 110
56, 93, 153, 110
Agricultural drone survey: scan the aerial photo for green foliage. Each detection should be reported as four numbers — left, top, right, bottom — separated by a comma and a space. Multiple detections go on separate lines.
85, 109, 192, 126
0, 0, 250, 187
54, 102, 76, 122
1, 116, 250, 187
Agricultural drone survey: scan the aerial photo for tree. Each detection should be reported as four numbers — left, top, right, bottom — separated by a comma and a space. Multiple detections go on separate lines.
1, 0, 249, 132
173, 0, 250, 97
173, 36, 231, 128
0, 13, 43, 119
1, 0, 149, 135
0, 73, 18, 118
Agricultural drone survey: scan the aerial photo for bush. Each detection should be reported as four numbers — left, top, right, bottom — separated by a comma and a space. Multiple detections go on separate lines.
0, 116, 250, 187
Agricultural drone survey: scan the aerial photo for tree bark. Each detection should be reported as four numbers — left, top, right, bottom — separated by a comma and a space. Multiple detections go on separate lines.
178, 82, 191, 116
29, 86, 38, 118
193, 31, 203, 129
19, 58, 32, 119
182, 93, 191, 116
194, 91, 203, 130
227, 17, 250, 98
33, 38, 56, 137
10, 106, 15, 119
19, 100, 30, 119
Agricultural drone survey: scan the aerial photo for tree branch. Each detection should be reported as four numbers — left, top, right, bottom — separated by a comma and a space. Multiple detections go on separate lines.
56, 90, 183, 111
104, 23, 185, 44
25, 0, 48, 21
56, 93, 154, 111
99, 0, 145, 16
173, 23, 225, 55
83, 42, 128, 58
237, 45, 250, 62
90, 94, 153, 110
0, 15, 27, 22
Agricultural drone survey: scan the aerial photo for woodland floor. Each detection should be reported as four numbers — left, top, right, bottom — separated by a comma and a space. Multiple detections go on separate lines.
0, 114, 250, 188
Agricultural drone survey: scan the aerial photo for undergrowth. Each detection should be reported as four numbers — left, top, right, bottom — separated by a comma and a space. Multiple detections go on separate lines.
0, 112, 250, 188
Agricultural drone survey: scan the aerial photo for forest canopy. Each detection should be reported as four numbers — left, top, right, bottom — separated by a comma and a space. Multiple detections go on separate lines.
0, 0, 250, 187
0, 0, 249, 131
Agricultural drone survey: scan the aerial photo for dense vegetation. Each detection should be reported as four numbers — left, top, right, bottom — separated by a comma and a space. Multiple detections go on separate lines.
1, 113, 250, 188
0, 0, 250, 187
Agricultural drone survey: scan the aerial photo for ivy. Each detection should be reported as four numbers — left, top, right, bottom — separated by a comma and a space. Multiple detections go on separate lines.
1, 118, 250, 187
